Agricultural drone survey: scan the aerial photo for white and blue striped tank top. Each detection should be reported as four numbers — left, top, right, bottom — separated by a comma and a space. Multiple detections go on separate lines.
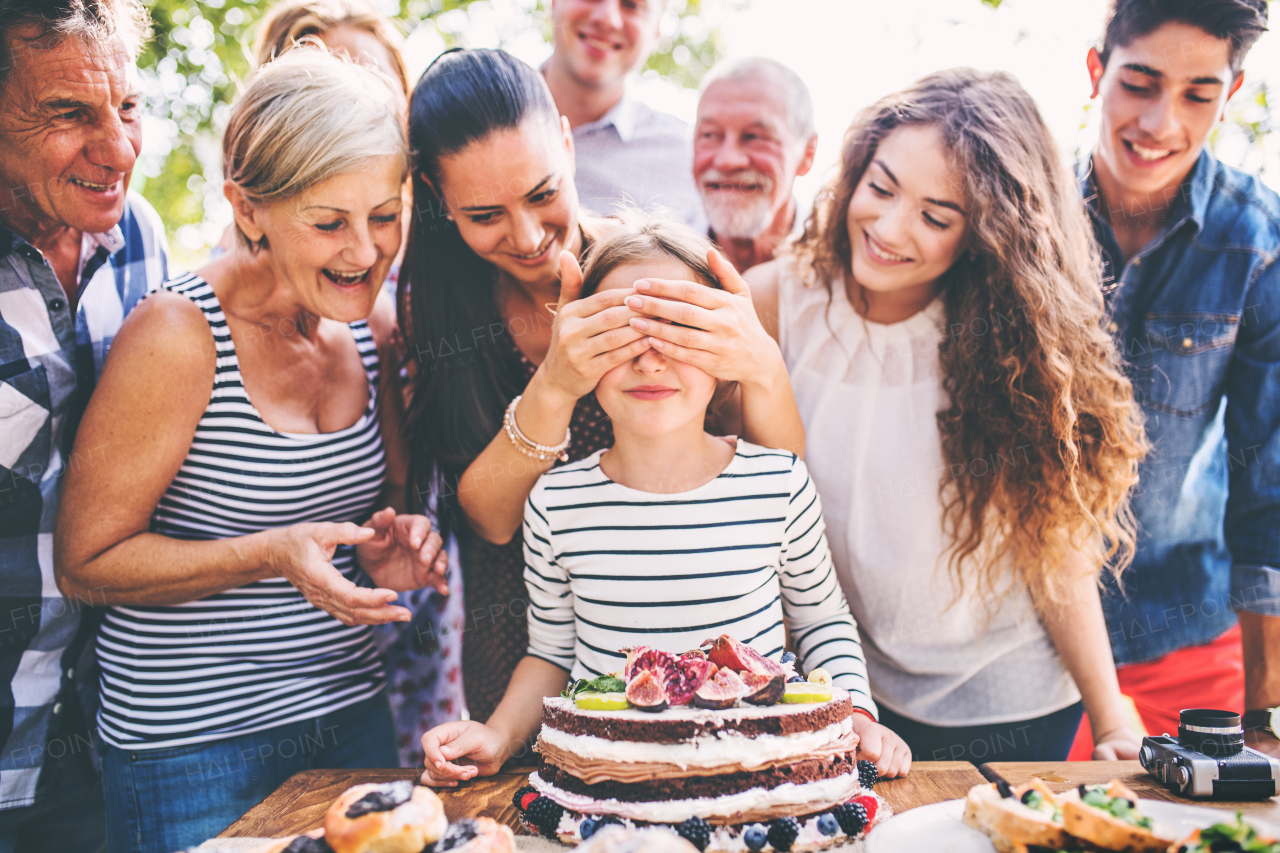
96, 274, 389, 749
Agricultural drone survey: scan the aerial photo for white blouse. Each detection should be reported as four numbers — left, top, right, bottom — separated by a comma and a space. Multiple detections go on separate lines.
777, 259, 1079, 726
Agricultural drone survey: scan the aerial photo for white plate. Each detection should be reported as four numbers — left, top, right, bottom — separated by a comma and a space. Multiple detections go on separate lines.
864, 797, 1280, 852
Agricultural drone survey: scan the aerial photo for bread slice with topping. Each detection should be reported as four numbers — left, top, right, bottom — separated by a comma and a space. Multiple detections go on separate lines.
964, 779, 1072, 852
1060, 782, 1173, 853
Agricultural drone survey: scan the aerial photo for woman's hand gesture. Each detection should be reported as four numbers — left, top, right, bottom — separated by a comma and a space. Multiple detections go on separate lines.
356, 506, 449, 596
537, 251, 653, 403
268, 521, 411, 626
622, 249, 787, 390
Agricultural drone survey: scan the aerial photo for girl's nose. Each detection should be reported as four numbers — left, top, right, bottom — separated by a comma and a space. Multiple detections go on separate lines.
634, 346, 667, 374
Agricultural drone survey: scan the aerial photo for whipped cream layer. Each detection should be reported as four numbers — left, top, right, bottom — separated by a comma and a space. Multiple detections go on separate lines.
539, 716, 853, 771
529, 770, 864, 825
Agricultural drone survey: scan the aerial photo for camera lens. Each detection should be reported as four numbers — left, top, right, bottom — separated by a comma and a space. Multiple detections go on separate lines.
1179, 709, 1244, 756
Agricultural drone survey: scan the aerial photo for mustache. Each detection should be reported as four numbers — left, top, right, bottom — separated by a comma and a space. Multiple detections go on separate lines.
699, 168, 775, 196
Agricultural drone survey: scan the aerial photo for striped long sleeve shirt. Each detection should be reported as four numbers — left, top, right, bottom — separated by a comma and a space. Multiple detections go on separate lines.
523, 440, 876, 718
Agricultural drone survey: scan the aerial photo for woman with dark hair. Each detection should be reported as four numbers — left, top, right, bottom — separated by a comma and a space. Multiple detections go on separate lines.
729, 68, 1152, 762
401, 49, 805, 725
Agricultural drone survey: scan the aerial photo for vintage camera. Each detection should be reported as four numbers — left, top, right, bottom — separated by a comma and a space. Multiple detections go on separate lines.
1140, 709, 1280, 800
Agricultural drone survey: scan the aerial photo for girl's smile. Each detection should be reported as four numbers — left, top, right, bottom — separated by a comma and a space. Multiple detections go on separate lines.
624, 384, 679, 401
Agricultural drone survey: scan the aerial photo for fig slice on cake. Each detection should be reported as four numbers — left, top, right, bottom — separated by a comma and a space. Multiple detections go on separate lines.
692, 667, 745, 710
624, 668, 669, 712
740, 670, 786, 706
706, 635, 786, 678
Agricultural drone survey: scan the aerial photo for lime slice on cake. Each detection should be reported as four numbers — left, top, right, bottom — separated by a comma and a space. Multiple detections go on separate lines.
575, 691, 631, 711
782, 682, 833, 704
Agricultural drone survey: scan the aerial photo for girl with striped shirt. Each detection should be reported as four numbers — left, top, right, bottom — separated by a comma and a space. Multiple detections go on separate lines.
420, 216, 911, 785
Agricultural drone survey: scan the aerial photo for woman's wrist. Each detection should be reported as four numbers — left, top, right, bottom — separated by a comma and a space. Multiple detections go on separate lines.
521, 369, 579, 432
739, 349, 790, 394
246, 527, 288, 581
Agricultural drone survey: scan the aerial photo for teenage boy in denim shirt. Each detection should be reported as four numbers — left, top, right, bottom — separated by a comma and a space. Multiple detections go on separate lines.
1073, 0, 1280, 755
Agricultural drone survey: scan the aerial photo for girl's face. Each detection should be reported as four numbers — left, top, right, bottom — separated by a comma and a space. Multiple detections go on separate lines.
593, 259, 719, 439
434, 116, 581, 289
846, 124, 968, 309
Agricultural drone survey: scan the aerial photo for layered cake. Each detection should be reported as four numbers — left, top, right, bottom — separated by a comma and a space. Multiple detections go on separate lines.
514, 636, 888, 852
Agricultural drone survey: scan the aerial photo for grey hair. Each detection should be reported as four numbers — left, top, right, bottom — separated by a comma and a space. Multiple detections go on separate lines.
0, 0, 150, 91
698, 56, 815, 141
223, 46, 408, 244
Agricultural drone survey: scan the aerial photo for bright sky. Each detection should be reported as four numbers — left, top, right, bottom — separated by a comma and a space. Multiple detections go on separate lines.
403, 0, 1280, 208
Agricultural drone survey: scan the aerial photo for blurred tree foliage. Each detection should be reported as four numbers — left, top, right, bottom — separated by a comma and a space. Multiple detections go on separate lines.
137, 0, 737, 265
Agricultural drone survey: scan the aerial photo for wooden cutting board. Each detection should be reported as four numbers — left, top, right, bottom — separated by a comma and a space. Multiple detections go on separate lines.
218, 762, 988, 838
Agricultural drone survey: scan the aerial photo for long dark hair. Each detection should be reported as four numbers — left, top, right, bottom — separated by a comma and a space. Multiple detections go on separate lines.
400, 48, 561, 535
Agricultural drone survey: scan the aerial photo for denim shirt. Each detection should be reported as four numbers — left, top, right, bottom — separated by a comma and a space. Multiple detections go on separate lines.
1080, 150, 1280, 666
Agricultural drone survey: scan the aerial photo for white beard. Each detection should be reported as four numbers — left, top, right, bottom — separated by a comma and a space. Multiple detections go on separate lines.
700, 169, 777, 240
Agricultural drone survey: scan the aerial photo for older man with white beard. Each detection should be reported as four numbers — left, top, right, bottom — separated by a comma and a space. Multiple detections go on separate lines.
694, 57, 817, 273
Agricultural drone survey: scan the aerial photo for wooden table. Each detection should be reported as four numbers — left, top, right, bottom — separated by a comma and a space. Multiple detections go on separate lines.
218, 761, 988, 838
981, 761, 1280, 824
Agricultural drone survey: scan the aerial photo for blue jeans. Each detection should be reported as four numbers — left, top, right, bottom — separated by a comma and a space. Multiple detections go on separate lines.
102, 692, 397, 853
877, 701, 1084, 764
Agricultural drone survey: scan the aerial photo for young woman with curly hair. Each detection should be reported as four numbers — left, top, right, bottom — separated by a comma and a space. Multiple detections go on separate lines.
743, 68, 1150, 763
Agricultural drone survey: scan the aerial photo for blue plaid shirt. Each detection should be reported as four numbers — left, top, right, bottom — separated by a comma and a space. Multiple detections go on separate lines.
0, 192, 168, 811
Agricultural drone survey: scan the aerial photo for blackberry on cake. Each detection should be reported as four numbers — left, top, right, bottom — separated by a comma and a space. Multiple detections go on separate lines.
832, 802, 868, 837
675, 816, 711, 851
857, 760, 879, 789
525, 795, 566, 838
766, 817, 800, 852
512, 785, 538, 811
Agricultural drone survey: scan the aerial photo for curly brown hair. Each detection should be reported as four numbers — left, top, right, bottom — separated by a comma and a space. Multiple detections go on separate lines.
792, 68, 1148, 607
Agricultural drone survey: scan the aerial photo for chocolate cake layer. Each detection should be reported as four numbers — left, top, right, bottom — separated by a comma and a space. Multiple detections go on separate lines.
538, 752, 857, 802
542, 694, 852, 743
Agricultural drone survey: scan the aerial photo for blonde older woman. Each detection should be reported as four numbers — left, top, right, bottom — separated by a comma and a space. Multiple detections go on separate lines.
54, 50, 444, 853
250, 2, 468, 770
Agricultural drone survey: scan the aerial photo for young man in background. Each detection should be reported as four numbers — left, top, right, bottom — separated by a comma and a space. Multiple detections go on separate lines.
542, 0, 705, 229
1072, 0, 1280, 756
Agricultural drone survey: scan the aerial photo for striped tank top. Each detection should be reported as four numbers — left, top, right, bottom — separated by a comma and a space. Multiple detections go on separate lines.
96, 274, 388, 749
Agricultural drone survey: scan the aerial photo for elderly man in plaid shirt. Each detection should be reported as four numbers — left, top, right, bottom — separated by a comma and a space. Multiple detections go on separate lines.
0, 0, 168, 848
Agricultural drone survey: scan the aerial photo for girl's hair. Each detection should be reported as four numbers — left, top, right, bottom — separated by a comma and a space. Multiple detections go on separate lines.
793, 68, 1148, 606
579, 211, 738, 424
400, 48, 564, 533
253, 0, 409, 95
580, 211, 722, 297
222, 48, 407, 247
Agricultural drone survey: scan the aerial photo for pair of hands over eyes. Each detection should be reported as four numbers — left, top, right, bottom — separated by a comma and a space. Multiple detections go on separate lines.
538, 249, 782, 403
